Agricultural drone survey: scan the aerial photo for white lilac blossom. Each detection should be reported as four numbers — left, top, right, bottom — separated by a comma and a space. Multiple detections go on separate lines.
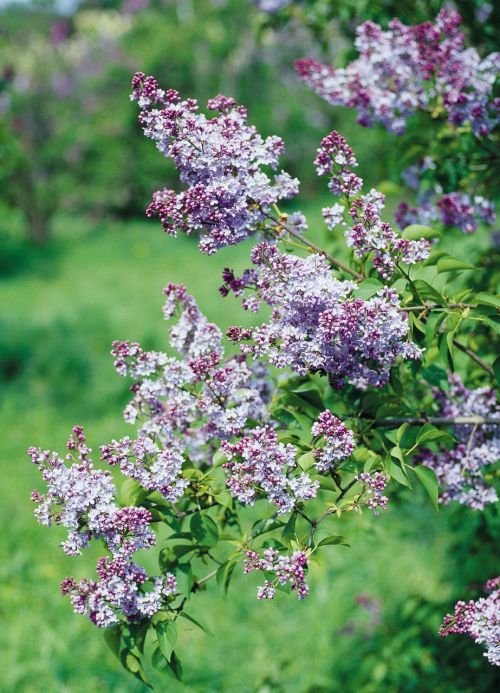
440, 577, 500, 666
418, 375, 499, 510
223, 242, 421, 389
101, 283, 271, 491
30, 426, 177, 627
244, 548, 309, 600
311, 410, 355, 471
251, 0, 291, 12
221, 426, 319, 514
131, 73, 299, 254
315, 131, 430, 278
357, 472, 389, 515
296, 8, 500, 136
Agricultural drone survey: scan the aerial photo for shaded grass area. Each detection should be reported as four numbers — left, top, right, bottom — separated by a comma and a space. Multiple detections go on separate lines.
0, 212, 498, 691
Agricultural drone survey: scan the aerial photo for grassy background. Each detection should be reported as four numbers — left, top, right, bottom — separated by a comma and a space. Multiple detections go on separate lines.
1, 206, 498, 692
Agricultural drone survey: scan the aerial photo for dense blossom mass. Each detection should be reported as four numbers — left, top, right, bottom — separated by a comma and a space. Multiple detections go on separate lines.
224, 242, 421, 388
440, 577, 500, 666
131, 73, 299, 253
100, 283, 270, 492
244, 548, 309, 600
311, 410, 355, 471
29, 426, 176, 626
419, 375, 499, 509
221, 426, 319, 514
315, 131, 430, 277
296, 8, 500, 136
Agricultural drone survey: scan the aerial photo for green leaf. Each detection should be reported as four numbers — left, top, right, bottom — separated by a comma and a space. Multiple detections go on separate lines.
190, 512, 219, 548
425, 312, 446, 350
437, 256, 475, 273
120, 650, 152, 689
412, 280, 444, 304
103, 625, 122, 660
317, 535, 350, 548
282, 512, 297, 541
180, 610, 214, 636
494, 356, 500, 389
353, 278, 383, 299
298, 451, 316, 472
411, 465, 439, 510
212, 449, 227, 467
311, 475, 337, 492
155, 620, 177, 661
475, 292, 500, 310
416, 424, 454, 446
119, 478, 147, 506
251, 517, 285, 538
387, 451, 411, 488
401, 224, 439, 240
216, 558, 238, 595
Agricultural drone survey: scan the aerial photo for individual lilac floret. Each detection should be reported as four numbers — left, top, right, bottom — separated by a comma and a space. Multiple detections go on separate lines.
315, 131, 430, 278
224, 243, 421, 389
221, 426, 319, 514
440, 577, 499, 666
244, 548, 309, 600
311, 411, 355, 472
107, 283, 270, 476
296, 9, 500, 136
131, 72, 299, 254
61, 558, 178, 628
418, 375, 499, 510
357, 472, 389, 515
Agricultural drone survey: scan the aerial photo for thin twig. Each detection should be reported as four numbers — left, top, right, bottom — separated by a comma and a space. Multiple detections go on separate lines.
452, 338, 495, 377
373, 416, 500, 427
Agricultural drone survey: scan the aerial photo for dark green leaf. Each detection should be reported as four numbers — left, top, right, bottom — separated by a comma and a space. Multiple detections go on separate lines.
437, 256, 475, 273
298, 451, 316, 472
282, 512, 297, 541
180, 610, 214, 636
412, 280, 444, 304
401, 224, 439, 240
317, 535, 350, 547
103, 625, 122, 660
216, 558, 238, 595
411, 465, 439, 510
353, 278, 383, 299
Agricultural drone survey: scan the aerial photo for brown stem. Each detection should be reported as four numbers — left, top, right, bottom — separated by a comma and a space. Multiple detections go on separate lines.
452, 338, 495, 377
373, 416, 500, 426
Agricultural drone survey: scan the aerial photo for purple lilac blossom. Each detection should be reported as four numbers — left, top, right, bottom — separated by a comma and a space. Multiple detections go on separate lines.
315, 131, 430, 278
296, 8, 500, 136
223, 242, 421, 389
418, 375, 499, 509
221, 426, 319, 514
311, 410, 355, 471
357, 472, 389, 514
101, 283, 271, 490
440, 576, 499, 666
131, 73, 299, 254
244, 548, 309, 599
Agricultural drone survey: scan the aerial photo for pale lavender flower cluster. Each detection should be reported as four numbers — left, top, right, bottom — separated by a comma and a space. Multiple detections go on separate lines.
244, 548, 309, 600
419, 375, 499, 510
101, 283, 270, 496
252, 0, 291, 12
315, 131, 430, 278
131, 73, 299, 254
440, 577, 500, 666
311, 410, 355, 471
221, 426, 319, 514
357, 471, 389, 514
29, 426, 177, 627
224, 242, 421, 388
296, 8, 500, 136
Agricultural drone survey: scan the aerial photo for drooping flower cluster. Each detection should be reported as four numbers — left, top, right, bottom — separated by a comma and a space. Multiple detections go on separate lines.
100, 283, 270, 498
296, 8, 500, 136
244, 548, 309, 600
224, 242, 421, 388
395, 159, 496, 233
418, 375, 499, 510
221, 426, 319, 514
311, 410, 355, 471
29, 426, 176, 627
316, 131, 430, 278
131, 73, 299, 254
357, 472, 389, 514
440, 577, 500, 666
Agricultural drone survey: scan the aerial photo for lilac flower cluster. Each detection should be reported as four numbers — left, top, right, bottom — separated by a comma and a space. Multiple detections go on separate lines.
224, 242, 421, 388
29, 427, 177, 627
252, 0, 291, 12
418, 375, 499, 510
316, 131, 430, 278
244, 548, 309, 600
131, 73, 299, 254
221, 426, 319, 514
395, 160, 496, 233
101, 283, 270, 497
440, 577, 500, 666
357, 472, 389, 514
311, 410, 355, 471
296, 8, 500, 136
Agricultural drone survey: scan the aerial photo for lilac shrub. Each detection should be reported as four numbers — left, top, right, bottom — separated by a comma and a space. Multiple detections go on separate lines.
441, 577, 500, 666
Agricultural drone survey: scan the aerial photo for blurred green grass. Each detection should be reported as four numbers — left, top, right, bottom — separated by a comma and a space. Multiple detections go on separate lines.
0, 209, 497, 692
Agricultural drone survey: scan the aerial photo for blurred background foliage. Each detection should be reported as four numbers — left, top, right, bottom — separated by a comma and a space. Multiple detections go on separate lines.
0, 0, 499, 690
